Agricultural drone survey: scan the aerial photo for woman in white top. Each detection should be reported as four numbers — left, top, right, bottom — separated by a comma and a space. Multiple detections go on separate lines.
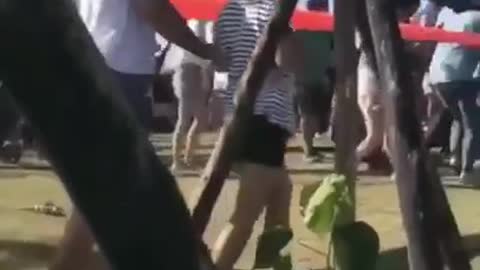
171, 19, 215, 172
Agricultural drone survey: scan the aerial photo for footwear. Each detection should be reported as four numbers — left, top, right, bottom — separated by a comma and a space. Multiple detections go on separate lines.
1, 140, 23, 164
447, 157, 461, 174
459, 171, 480, 187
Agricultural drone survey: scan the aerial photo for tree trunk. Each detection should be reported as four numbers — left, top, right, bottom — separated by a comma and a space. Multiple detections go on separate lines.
365, 0, 471, 269
333, 0, 358, 219
191, 0, 299, 234
0, 1, 205, 269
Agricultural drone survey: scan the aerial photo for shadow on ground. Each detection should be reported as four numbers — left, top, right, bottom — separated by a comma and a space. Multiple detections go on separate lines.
0, 240, 108, 270
0, 240, 55, 270
376, 233, 480, 270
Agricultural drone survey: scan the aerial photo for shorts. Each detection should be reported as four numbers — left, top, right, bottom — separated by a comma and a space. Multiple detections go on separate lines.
237, 115, 289, 167
296, 81, 334, 132
111, 69, 154, 130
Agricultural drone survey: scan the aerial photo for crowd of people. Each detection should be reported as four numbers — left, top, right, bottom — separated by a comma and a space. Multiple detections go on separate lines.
0, 0, 476, 269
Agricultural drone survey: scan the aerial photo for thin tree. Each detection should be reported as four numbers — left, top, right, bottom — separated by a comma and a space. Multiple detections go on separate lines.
0, 0, 206, 269
333, 0, 359, 220
365, 0, 471, 269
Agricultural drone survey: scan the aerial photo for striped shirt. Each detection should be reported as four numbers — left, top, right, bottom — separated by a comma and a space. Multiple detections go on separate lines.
215, 0, 276, 114
235, 69, 296, 134
215, 0, 295, 134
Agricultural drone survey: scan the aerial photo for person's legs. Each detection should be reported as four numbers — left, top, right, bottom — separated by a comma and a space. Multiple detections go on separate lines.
212, 163, 269, 270
435, 81, 480, 182
264, 167, 292, 230
356, 89, 385, 159
356, 61, 385, 160
458, 91, 480, 175
213, 116, 290, 270
297, 84, 320, 159
171, 64, 200, 170
185, 113, 207, 165
184, 65, 211, 165
449, 110, 463, 170
301, 114, 318, 156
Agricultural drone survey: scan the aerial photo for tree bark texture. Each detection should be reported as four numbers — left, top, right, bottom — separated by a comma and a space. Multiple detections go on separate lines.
0, 1, 205, 269
365, 0, 471, 269
333, 0, 359, 219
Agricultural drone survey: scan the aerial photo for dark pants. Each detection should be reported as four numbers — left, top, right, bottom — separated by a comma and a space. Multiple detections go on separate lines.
434, 81, 480, 172
111, 70, 153, 131
0, 84, 23, 143
296, 81, 334, 134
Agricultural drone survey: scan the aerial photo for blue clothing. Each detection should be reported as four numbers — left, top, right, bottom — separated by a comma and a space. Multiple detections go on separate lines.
429, 9, 480, 84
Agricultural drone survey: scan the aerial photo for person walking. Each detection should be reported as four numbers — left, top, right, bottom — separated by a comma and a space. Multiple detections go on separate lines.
429, 3, 480, 185
171, 19, 215, 172
208, 1, 300, 269
295, 0, 334, 162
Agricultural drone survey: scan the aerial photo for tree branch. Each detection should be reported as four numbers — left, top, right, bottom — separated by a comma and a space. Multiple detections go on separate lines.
365, 0, 470, 269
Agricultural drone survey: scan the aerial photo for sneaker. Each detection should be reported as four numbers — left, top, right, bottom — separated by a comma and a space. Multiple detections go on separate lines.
459, 171, 480, 187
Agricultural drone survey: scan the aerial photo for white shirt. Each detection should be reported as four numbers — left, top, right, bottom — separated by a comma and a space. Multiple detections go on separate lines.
180, 20, 214, 66
76, 0, 159, 74
429, 8, 480, 83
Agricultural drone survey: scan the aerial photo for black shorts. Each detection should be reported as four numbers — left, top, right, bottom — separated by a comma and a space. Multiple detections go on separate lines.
237, 115, 289, 167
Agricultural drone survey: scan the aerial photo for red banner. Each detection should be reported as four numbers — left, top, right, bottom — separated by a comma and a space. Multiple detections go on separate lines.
171, 0, 480, 48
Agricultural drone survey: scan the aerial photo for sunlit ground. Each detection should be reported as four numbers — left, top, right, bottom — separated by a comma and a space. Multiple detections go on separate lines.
0, 134, 479, 270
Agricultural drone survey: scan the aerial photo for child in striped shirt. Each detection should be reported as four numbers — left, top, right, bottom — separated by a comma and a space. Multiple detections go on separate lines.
212, 25, 300, 270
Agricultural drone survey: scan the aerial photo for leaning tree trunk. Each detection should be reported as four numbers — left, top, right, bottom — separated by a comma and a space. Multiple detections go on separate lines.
365, 0, 471, 269
0, 1, 207, 269
333, 0, 359, 219
191, 0, 299, 234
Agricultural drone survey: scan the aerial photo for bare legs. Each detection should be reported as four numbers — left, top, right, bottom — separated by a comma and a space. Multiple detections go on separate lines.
212, 163, 292, 270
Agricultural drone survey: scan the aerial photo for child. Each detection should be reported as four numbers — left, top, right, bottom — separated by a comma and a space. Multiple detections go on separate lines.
212, 29, 299, 270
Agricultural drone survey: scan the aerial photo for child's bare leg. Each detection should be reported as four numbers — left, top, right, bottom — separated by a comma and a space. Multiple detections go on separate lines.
185, 101, 208, 166
50, 209, 96, 270
264, 167, 292, 230
212, 163, 269, 270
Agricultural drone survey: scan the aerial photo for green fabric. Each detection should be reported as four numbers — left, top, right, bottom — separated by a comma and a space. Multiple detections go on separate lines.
297, 31, 333, 84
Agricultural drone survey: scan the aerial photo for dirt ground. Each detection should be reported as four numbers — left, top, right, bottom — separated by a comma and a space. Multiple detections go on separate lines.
0, 134, 479, 270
